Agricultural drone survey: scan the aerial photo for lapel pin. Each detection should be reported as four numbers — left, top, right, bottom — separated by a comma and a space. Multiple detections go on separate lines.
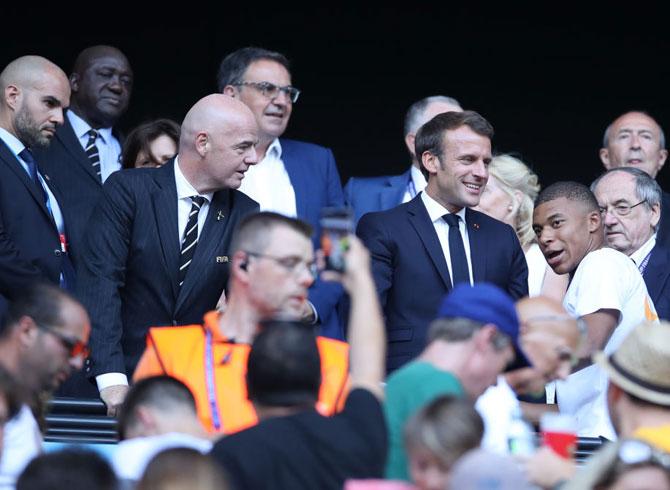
217, 210, 225, 221
473, 223, 480, 230
216, 256, 229, 263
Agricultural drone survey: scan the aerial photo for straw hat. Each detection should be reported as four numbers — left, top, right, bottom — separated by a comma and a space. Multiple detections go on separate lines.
594, 320, 670, 406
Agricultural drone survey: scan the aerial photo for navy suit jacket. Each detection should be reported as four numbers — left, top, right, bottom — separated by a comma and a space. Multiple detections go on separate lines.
0, 138, 72, 299
280, 138, 346, 339
77, 160, 259, 378
343, 169, 411, 224
357, 194, 529, 372
643, 244, 670, 321
657, 191, 670, 248
35, 114, 122, 269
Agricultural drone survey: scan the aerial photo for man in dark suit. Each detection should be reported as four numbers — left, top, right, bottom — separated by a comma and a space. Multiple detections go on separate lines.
357, 111, 528, 372
218, 47, 345, 339
599, 111, 670, 248
35, 45, 133, 268
344, 95, 462, 224
0, 56, 74, 299
77, 94, 260, 414
591, 167, 670, 320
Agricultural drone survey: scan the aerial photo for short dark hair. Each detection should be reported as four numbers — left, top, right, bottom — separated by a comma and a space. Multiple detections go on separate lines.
118, 375, 197, 440
535, 181, 599, 213
216, 47, 291, 92
246, 320, 321, 407
230, 212, 313, 257
415, 110, 494, 180
1, 282, 73, 339
121, 118, 180, 169
137, 447, 229, 490
17, 449, 117, 490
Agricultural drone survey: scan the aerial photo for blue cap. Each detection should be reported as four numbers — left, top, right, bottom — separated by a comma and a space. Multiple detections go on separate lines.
437, 283, 531, 371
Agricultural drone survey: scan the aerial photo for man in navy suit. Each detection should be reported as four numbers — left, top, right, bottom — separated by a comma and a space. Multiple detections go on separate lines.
218, 47, 345, 338
599, 111, 670, 248
0, 56, 74, 299
35, 46, 133, 269
592, 167, 670, 320
357, 111, 528, 372
344, 95, 462, 224
77, 94, 259, 415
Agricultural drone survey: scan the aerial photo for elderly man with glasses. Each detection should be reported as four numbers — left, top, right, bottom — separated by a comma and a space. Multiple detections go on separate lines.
591, 167, 670, 321
218, 47, 346, 340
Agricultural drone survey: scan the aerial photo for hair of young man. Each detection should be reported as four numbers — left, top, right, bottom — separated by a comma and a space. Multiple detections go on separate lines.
427, 317, 511, 351
534, 180, 599, 212
16, 449, 117, 490
117, 375, 197, 440
246, 320, 321, 408
403, 395, 484, 469
591, 167, 663, 213
0, 282, 70, 339
414, 110, 494, 180
137, 447, 229, 490
216, 47, 291, 93
229, 211, 313, 256
403, 96, 463, 136
602, 110, 666, 149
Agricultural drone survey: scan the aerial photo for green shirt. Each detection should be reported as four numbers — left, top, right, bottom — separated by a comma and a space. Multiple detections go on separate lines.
383, 361, 465, 480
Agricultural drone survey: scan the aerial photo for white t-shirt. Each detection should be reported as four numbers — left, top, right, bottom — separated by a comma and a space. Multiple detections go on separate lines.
525, 243, 547, 297
0, 405, 42, 489
556, 248, 658, 439
475, 376, 520, 455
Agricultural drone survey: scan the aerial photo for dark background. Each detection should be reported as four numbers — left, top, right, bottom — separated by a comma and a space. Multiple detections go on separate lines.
3, 4, 669, 188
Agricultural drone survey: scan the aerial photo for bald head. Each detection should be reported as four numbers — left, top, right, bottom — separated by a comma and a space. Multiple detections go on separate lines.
0, 56, 70, 148
178, 94, 258, 194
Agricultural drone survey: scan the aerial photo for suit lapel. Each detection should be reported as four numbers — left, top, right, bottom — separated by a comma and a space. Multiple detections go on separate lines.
56, 116, 102, 186
643, 246, 670, 305
281, 140, 308, 218
407, 195, 452, 289
379, 171, 411, 210
175, 189, 232, 313
466, 208, 486, 282
150, 161, 181, 301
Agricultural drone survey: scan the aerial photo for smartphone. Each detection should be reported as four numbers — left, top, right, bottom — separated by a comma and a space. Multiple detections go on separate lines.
320, 207, 354, 272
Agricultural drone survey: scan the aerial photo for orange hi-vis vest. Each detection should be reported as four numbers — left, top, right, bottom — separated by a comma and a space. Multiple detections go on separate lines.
133, 311, 350, 434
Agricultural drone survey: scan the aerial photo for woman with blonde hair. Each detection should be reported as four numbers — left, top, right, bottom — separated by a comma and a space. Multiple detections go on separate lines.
475, 154, 567, 300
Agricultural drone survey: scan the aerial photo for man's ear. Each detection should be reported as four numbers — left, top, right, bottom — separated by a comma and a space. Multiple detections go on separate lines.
69, 73, 79, 93
223, 85, 237, 98
404, 132, 416, 158
421, 151, 440, 176
587, 209, 601, 233
194, 131, 208, 157
656, 149, 668, 176
599, 148, 612, 169
17, 315, 38, 349
4, 85, 20, 111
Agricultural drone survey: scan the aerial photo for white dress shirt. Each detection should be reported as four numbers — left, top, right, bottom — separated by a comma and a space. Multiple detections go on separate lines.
96, 158, 212, 391
630, 233, 656, 271
67, 110, 122, 182
401, 165, 427, 203
238, 139, 297, 217
420, 191, 474, 285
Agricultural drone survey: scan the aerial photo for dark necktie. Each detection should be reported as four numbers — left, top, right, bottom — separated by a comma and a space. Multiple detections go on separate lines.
19, 148, 49, 206
178, 196, 207, 287
85, 129, 102, 182
443, 213, 470, 287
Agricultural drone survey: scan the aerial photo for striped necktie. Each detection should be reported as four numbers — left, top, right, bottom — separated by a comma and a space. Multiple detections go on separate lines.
85, 129, 101, 182
178, 196, 207, 287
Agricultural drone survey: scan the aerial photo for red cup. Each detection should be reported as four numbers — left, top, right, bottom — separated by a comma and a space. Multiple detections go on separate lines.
540, 413, 577, 459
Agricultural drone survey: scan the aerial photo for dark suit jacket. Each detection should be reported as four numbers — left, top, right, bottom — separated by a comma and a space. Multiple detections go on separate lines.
357, 195, 529, 371
0, 137, 71, 299
343, 169, 411, 224
77, 159, 259, 378
35, 114, 122, 269
280, 139, 346, 339
657, 191, 670, 248
643, 244, 670, 321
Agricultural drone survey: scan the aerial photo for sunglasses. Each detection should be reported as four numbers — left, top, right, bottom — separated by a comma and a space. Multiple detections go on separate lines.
36, 323, 89, 359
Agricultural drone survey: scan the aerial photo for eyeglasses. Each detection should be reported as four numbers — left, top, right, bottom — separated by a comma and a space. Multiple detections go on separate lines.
36, 323, 89, 359
599, 200, 646, 217
244, 251, 317, 278
232, 81, 301, 103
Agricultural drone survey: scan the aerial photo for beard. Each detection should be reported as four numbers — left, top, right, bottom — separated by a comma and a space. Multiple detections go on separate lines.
14, 105, 54, 149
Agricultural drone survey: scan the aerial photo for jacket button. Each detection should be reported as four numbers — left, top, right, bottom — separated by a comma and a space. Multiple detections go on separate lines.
54, 249, 62, 257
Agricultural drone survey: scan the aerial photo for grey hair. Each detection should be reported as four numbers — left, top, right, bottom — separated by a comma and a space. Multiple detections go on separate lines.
602, 111, 666, 149
427, 317, 511, 351
404, 95, 462, 136
591, 167, 662, 213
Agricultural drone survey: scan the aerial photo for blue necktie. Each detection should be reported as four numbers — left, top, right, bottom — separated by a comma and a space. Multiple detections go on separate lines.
443, 213, 470, 287
19, 148, 49, 206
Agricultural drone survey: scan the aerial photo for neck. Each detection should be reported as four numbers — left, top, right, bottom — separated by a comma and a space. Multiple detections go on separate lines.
619, 404, 670, 438
0, 341, 20, 375
256, 137, 273, 161
255, 404, 308, 421
68, 104, 108, 129
420, 340, 474, 392
424, 183, 462, 214
216, 293, 259, 344
177, 157, 214, 195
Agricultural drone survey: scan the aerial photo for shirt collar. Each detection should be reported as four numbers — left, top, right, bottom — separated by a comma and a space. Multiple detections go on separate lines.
67, 110, 113, 143
174, 156, 213, 202
265, 138, 282, 160
420, 190, 467, 223
630, 233, 657, 265
410, 165, 427, 191
0, 127, 26, 157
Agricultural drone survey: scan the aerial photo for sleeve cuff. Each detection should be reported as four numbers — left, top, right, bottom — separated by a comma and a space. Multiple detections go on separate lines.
96, 372, 129, 392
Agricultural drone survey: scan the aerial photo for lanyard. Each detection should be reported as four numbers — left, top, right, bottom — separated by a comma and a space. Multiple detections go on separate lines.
204, 329, 222, 431
638, 251, 652, 275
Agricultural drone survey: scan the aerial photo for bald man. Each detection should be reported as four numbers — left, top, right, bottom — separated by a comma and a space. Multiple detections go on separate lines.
35, 45, 133, 269
77, 94, 259, 412
0, 55, 74, 300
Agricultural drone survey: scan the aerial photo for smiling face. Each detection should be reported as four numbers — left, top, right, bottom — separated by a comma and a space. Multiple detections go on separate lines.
424, 125, 492, 213
600, 112, 668, 179
533, 197, 602, 275
593, 171, 660, 256
473, 175, 515, 225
